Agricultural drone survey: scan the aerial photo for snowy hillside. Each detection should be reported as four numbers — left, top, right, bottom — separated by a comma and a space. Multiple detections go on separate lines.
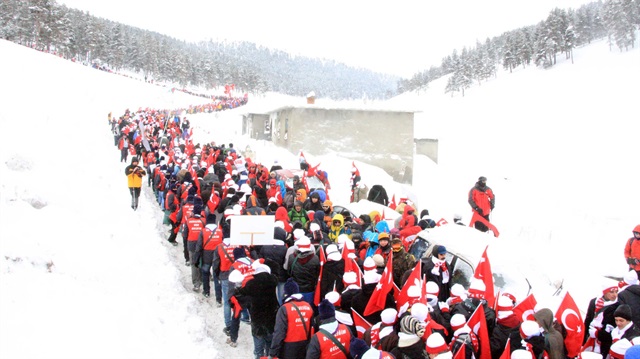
0, 36, 639, 359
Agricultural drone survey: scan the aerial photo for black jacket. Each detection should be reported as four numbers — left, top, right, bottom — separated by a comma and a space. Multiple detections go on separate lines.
319, 259, 345, 300
286, 250, 320, 293
351, 283, 395, 325
237, 272, 279, 337
259, 243, 289, 283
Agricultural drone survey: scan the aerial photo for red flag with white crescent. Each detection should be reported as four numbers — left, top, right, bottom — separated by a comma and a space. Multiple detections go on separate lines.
351, 308, 372, 339
554, 292, 584, 358
473, 246, 495, 308
468, 305, 491, 359
396, 260, 422, 312
513, 294, 538, 322
364, 251, 393, 316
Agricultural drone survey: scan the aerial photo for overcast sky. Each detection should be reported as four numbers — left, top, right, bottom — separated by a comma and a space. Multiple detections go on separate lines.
57, 0, 595, 77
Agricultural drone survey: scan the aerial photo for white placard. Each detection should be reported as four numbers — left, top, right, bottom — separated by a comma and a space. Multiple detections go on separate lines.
229, 215, 275, 246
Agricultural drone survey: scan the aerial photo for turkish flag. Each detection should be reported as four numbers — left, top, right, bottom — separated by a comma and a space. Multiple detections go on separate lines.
453, 340, 466, 359
554, 292, 584, 358
473, 246, 496, 308
351, 308, 372, 339
499, 338, 511, 359
513, 294, 538, 322
364, 251, 394, 316
389, 194, 396, 210
314, 246, 326, 306
468, 305, 491, 359
308, 162, 320, 177
469, 211, 500, 237
396, 260, 423, 312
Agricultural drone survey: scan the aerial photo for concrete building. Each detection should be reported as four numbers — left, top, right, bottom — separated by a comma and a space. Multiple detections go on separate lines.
243, 106, 416, 184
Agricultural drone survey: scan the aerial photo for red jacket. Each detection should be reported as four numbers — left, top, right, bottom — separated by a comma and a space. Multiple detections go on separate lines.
468, 184, 495, 216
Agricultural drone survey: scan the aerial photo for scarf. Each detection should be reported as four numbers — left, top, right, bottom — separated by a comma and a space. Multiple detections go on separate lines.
432, 256, 450, 283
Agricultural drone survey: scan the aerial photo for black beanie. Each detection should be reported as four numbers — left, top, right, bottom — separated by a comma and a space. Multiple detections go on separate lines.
232, 247, 246, 260
350, 338, 370, 359
318, 299, 335, 320
615, 304, 633, 321
283, 278, 299, 299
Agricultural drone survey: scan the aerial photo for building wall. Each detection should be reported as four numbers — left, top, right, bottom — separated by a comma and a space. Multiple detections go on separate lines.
415, 138, 439, 164
265, 107, 415, 184
243, 114, 271, 141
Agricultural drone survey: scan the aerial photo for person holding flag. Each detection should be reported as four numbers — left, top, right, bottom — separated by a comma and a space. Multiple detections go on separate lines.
468, 176, 497, 234
490, 294, 522, 359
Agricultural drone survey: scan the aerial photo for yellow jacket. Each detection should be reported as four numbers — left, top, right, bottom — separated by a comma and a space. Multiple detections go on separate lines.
125, 164, 146, 188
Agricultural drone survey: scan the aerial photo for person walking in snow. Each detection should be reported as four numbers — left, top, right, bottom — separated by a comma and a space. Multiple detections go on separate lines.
124, 156, 146, 210
468, 176, 495, 232
118, 134, 129, 163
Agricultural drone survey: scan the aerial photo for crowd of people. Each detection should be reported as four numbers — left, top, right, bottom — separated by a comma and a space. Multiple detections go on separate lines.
113, 108, 640, 359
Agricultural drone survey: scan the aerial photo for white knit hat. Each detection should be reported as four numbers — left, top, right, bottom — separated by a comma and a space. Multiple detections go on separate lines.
450, 313, 467, 331
326, 244, 341, 261
450, 283, 468, 300
511, 349, 535, 359
363, 270, 381, 285
325, 291, 341, 305
411, 303, 429, 322
380, 308, 398, 325
363, 257, 376, 271
309, 222, 320, 232
520, 320, 541, 338
343, 271, 359, 286
426, 281, 440, 295
296, 236, 313, 252
293, 228, 305, 241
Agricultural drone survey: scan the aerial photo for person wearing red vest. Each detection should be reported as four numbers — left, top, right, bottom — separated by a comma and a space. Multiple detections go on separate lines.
183, 197, 205, 292
306, 299, 353, 359
270, 278, 315, 359
212, 238, 244, 345
164, 181, 180, 245
176, 192, 196, 265
192, 214, 223, 303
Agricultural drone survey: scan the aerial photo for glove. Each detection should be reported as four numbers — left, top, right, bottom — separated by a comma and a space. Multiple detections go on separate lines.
490, 203, 495, 210
627, 258, 636, 265
605, 324, 614, 333
589, 326, 598, 338
439, 301, 450, 312
475, 208, 483, 216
